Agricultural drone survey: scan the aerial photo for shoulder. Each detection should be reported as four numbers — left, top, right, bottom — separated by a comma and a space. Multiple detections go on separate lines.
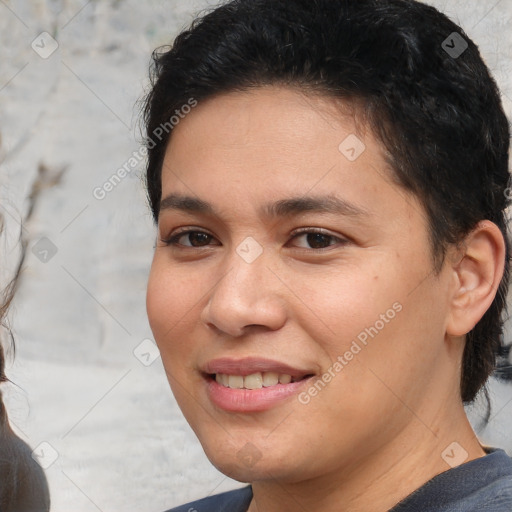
472, 449, 512, 512
452, 448, 512, 512
391, 448, 512, 512
0, 424, 51, 512
163, 486, 253, 512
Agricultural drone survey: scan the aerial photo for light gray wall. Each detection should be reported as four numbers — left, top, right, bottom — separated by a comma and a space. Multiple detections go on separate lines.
0, 1, 510, 510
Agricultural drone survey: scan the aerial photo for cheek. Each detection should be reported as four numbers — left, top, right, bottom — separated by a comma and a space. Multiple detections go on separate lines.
146, 258, 215, 390
286, 259, 400, 351
146, 259, 193, 354
146, 265, 169, 339
334, 275, 449, 415
146, 266, 199, 401
298, 254, 442, 387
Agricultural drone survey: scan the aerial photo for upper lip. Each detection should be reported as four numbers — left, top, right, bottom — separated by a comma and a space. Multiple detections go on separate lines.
203, 357, 315, 379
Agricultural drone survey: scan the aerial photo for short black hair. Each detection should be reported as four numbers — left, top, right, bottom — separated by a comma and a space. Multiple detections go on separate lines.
142, 0, 511, 404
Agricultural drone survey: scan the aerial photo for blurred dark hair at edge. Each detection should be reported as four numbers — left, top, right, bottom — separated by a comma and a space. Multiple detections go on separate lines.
141, 0, 512, 422
0, 195, 51, 508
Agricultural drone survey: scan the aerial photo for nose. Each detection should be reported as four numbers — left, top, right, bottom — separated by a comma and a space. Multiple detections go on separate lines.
199, 247, 287, 338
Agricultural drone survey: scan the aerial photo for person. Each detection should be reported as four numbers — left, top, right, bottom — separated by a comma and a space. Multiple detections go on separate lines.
141, 0, 512, 510
0, 231, 51, 511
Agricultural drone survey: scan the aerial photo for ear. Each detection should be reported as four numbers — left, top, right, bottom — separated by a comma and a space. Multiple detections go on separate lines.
447, 220, 506, 336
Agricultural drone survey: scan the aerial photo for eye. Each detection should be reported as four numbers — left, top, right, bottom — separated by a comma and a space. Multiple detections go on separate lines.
160, 227, 347, 251
162, 229, 217, 248
288, 228, 347, 250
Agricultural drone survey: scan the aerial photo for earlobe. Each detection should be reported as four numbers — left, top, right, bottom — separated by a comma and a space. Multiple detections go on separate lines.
447, 221, 505, 337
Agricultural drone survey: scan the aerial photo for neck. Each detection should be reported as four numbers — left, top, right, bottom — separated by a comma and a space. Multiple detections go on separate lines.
247, 404, 485, 512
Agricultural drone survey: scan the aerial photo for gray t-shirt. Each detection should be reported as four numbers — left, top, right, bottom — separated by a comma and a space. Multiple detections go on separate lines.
165, 447, 512, 511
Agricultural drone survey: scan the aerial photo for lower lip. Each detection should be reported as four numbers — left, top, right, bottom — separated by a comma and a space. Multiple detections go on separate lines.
205, 376, 312, 412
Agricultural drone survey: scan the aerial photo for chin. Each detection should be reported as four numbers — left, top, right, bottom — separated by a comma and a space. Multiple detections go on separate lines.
199, 437, 307, 484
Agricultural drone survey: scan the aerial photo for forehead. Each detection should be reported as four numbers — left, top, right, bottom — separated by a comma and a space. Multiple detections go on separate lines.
164, 88, 377, 175
165, 86, 370, 158
159, 86, 422, 227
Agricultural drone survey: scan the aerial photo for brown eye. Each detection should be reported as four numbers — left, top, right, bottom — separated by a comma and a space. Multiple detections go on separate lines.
161, 227, 347, 251
163, 230, 217, 247
290, 229, 347, 250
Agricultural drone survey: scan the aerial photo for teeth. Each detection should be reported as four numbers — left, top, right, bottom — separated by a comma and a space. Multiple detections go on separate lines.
215, 372, 296, 389
279, 374, 292, 384
244, 373, 263, 389
262, 372, 279, 387
228, 375, 244, 389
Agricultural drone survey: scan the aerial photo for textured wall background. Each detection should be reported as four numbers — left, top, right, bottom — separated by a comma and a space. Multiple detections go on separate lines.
0, 1, 510, 511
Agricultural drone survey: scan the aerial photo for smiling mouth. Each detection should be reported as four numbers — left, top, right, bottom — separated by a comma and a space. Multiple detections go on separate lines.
209, 372, 314, 389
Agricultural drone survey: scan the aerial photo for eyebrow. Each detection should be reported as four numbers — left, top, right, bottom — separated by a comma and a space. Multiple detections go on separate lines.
159, 193, 370, 220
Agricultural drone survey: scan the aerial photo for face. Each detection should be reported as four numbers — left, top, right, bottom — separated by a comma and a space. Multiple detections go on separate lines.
146, 86, 456, 484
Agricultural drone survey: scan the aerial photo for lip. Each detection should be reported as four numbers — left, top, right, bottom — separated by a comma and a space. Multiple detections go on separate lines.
203, 357, 313, 378
202, 357, 315, 412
